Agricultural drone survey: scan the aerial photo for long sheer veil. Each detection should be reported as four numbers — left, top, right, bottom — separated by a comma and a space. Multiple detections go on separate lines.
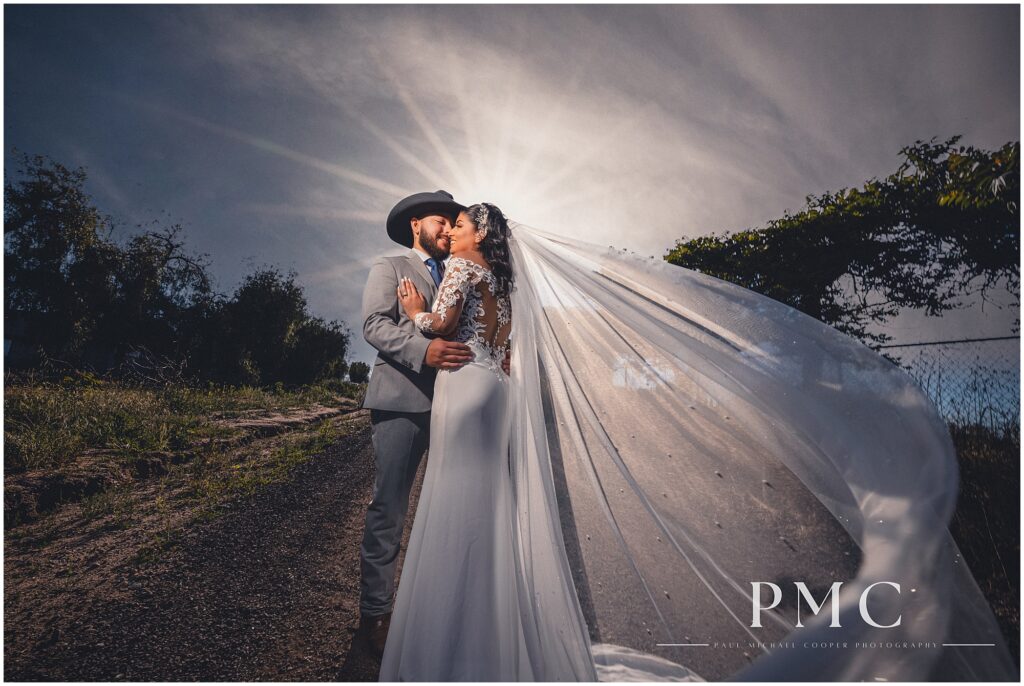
505, 223, 1016, 681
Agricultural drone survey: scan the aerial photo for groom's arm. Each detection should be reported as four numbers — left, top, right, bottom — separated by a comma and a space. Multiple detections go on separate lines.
362, 257, 432, 373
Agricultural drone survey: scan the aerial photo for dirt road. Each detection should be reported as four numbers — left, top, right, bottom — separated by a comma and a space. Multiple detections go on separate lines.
4, 413, 419, 681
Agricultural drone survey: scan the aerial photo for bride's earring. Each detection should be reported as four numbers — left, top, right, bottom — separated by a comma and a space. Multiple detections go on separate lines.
476, 229, 487, 246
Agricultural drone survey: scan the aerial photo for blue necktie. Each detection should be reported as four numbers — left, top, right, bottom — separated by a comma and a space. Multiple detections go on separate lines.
425, 258, 444, 288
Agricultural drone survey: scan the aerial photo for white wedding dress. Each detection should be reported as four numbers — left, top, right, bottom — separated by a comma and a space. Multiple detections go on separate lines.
379, 229, 1016, 683
378, 256, 533, 681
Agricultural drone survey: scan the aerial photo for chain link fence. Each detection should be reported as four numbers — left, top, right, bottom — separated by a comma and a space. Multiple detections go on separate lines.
878, 336, 1020, 432
878, 336, 1020, 657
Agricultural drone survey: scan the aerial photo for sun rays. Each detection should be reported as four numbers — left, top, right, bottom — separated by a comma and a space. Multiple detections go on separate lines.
118, 94, 413, 199
120, 40, 612, 239
377, 60, 476, 194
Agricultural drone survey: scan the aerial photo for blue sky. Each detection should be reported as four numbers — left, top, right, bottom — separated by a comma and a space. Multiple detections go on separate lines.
4, 4, 1019, 365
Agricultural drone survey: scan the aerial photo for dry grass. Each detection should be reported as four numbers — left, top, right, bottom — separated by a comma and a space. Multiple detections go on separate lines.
3, 371, 362, 474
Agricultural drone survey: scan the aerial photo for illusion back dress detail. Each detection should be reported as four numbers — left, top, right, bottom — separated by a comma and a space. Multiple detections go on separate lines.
380, 256, 529, 681
413, 256, 512, 378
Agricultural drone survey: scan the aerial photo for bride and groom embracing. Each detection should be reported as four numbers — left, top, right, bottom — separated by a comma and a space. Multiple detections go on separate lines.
356, 190, 533, 680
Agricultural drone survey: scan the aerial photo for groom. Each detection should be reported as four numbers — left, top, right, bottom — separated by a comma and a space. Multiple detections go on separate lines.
356, 190, 478, 659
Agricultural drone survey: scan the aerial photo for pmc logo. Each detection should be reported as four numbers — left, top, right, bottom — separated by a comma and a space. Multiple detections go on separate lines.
751, 581, 902, 628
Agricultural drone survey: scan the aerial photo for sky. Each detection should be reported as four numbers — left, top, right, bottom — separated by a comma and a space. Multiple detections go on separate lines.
4, 4, 1020, 366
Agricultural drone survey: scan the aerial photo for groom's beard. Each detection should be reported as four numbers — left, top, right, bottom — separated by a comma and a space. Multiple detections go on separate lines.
420, 233, 449, 260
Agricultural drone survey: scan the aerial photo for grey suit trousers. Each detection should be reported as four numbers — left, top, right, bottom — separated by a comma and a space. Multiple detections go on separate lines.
358, 250, 442, 617
359, 408, 431, 616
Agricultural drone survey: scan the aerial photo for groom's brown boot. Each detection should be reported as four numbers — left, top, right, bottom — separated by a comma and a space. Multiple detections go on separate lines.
358, 611, 392, 660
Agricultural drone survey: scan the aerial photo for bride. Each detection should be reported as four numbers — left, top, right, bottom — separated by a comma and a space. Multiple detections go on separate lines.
380, 205, 1015, 682
383, 202, 529, 680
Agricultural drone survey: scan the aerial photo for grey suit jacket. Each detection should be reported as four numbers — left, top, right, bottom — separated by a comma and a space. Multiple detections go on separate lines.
360, 249, 441, 413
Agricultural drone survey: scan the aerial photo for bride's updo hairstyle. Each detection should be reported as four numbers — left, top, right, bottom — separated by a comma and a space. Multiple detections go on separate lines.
465, 202, 514, 298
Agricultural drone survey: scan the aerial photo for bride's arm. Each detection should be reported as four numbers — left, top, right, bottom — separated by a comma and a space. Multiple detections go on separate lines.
398, 263, 471, 337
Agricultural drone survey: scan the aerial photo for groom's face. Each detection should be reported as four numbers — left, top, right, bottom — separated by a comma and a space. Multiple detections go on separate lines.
412, 213, 452, 260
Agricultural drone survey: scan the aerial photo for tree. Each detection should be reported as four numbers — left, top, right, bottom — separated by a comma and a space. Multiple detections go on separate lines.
4, 151, 351, 386
215, 267, 349, 387
665, 136, 1020, 347
4, 151, 218, 368
283, 316, 350, 386
348, 361, 370, 384
105, 225, 216, 364
4, 151, 119, 361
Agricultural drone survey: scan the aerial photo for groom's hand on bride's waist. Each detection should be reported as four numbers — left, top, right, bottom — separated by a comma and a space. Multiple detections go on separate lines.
424, 339, 473, 369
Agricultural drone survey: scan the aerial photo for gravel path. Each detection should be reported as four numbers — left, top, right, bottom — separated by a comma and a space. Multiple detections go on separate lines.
5, 414, 422, 681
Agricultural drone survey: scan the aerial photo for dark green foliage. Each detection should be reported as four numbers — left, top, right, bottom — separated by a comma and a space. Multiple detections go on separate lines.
348, 361, 370, 384
212, 268, 350, 386
4, 151, 350, 387
665, 136, 1020, 347
5, 152, 124, 360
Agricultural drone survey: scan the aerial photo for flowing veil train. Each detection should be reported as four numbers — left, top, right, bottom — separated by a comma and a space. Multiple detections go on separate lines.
505, 224, 1016, 681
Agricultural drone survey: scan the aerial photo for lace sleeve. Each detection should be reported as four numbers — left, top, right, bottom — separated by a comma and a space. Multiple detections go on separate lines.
413, 259, 475, 335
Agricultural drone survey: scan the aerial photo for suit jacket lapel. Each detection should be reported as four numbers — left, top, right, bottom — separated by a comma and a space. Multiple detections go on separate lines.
405, 251, 438, 299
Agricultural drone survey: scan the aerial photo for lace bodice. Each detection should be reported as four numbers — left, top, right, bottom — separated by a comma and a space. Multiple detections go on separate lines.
413, 256, 511, 375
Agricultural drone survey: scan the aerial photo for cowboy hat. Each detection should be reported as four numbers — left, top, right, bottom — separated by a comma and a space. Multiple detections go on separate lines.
386, 190, 466, 248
